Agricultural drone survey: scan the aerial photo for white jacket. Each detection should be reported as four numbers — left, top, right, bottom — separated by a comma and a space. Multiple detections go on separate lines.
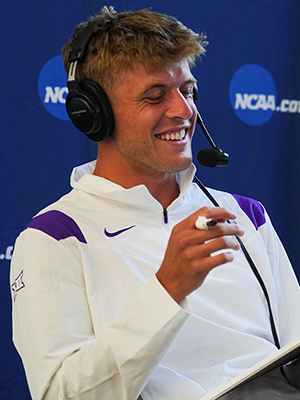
10, 162, 300, 400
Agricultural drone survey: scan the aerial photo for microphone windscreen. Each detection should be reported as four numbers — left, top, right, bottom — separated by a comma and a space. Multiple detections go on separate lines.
197, 149, 220, 167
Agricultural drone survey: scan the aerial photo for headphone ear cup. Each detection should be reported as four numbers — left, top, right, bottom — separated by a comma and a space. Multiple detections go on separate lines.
66, 79, 115, 142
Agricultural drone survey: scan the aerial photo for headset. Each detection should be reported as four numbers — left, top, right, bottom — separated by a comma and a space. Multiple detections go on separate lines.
66, 21, 281, 352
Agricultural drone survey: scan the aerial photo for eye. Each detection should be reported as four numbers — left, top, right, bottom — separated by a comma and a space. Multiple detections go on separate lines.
144, 95, 165, 104
181, 87, 194, 99
141, 86, 167, 104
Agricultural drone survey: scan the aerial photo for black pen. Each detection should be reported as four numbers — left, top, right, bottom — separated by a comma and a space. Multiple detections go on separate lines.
195, 216, 218, 230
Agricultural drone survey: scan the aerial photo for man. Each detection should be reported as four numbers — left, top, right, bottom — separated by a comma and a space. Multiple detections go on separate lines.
10, 6, 300, 400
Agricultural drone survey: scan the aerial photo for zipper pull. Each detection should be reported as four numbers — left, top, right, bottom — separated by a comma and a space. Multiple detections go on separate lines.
163, 209, 168, 224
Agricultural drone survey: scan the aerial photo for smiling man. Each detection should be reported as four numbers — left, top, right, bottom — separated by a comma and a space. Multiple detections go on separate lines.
10, 6, 300, 400
93, 60, 197, 208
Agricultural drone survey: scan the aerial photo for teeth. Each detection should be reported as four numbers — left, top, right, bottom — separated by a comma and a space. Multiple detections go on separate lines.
156, 129, 186, 141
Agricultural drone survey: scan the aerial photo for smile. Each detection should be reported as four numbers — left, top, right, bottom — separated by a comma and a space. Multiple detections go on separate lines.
155, 128, 186, 141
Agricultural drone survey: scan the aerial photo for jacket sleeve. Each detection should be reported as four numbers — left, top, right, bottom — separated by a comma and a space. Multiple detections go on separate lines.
228, 192, 300, 346
259, 210, 300, 346
10, 228, 190, 400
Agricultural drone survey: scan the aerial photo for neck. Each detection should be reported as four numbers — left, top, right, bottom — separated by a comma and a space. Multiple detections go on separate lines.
146, 176, 180, 209
93, 161, 180, 209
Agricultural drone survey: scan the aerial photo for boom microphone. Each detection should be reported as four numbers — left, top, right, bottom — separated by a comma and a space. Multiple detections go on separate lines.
197, 148, 229, 168
196, 112, 229, 168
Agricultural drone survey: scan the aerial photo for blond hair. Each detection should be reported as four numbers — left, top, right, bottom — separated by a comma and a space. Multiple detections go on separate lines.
62, 6, 207, 90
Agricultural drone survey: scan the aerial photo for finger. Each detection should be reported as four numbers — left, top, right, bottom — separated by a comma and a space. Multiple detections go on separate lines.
198, 251, 236, 273
174, 207, 236, 233
202, 235, 241, 257
185, 221, 244, 249
206, 221, 244, 239
186, 235, 240, 262
195, 207, 237, 222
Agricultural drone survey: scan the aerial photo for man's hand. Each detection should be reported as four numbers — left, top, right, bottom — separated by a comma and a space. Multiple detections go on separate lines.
156, 207, 244, 304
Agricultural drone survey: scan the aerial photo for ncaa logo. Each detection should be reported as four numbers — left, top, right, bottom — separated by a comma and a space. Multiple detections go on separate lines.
229, 64, 277, 126
38, 55, 69, 121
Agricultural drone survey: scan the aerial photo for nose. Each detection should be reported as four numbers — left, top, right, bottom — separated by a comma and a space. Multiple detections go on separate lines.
165, 90, 195, 120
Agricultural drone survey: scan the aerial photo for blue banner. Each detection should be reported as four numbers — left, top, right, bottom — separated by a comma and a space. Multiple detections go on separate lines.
1, 1, 299, 398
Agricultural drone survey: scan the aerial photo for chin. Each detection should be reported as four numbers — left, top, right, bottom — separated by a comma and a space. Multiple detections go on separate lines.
167, 159, 192, 173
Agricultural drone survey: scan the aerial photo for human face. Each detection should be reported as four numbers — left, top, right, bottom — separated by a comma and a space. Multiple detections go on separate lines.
106, 59, 197, 180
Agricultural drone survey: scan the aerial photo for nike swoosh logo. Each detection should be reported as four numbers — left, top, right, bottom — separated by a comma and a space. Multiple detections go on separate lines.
104, 225, 136, 237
